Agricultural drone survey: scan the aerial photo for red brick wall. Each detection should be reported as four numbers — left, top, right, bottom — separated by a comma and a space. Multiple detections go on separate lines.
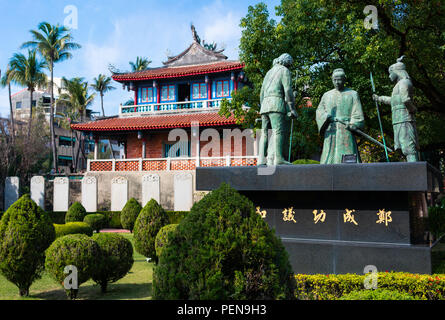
125, 128, 253, 159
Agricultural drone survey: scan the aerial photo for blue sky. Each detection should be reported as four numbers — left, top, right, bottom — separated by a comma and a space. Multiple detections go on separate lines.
0, 0, 281, 117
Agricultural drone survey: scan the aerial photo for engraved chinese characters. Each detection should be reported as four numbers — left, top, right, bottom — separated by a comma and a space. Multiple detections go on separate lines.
256, 206, 394, 227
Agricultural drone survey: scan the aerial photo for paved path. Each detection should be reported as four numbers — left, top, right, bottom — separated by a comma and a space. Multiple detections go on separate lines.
99, 228, 131, 233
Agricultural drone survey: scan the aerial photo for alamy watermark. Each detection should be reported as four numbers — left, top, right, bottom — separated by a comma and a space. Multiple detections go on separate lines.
363, 265, 378, 289
363, 5, 378, 30
64, 5, 78, 30
63, 265, 78, 290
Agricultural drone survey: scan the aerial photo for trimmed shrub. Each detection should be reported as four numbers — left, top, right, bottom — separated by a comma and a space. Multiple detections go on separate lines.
292, 159, 320, 165
120, 198, 142, 232
295, 273, 445, 300
54, 222, 93, 238
45, 234, 101, 300
91, 233, 134, 293
65, 202, 87, 223
153, 183, 295, 300
340, 288, 415, 300
133, 199, 169, 262
428, 206, 445, 238
155, 224, 178, 258
0, 194, 55, 296
99, 211, 122, 229
166, 211, 188, 224
47, 211, 66, 224
84, 214, 107, 233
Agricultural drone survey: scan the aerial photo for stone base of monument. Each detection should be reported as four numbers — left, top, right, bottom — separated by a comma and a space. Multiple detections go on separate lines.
196, 162, 443, 275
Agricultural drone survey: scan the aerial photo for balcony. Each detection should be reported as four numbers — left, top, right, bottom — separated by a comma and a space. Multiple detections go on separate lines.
119, 99, 228, 117
87, 155, 258, 172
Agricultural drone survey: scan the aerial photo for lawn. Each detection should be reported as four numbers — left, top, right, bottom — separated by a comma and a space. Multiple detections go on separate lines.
0, 233, 154, 300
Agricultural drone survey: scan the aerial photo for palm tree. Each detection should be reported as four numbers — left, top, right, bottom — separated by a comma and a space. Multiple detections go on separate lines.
0, 66, 16, 144
21, 22, 81, 171
129, 56, 151, 71
6, 50, 47, 138
59, 77, 95, 170
90, 74, 115, 117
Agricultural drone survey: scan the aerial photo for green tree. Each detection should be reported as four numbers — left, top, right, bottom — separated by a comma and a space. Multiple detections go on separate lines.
90, 74, 116, 117
129, 56, 152, 72
22, 22, 81, 172
6, 50, 47, 138
221, 1, 445, 163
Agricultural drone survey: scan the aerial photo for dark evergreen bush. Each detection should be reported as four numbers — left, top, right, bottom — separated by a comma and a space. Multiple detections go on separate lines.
84, 214, 107, 233
65, 202, 87, 223
0, 194, 55, 296
120, 198, 142, 232
152, 183, 295, 300
91, 233, 134, 293
428, 206, 445, 238
166, 211, 188, 224
155, 224, 178, 258
98, 211, 122, 228
45, 234, 101, 300
133, 199, 169, 262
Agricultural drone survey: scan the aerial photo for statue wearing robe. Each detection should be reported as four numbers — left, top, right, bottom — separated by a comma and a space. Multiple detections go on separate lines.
316, 87, 365, 164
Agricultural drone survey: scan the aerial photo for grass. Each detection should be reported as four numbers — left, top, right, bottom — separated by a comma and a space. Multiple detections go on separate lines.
0, 233, 154, 300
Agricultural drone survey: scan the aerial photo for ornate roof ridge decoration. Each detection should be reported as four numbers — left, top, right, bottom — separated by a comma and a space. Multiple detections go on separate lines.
112, 60, 244, 82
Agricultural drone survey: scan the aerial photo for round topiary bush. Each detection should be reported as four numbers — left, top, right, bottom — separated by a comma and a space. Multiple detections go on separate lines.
120, 198, 142, 232
45, 234, 101, 300
133, 199, 169, 262
152, 183, 295, 300
54, 222, 93, 238
65, 202, 87, 223
0, 194, 55, 296
91, 233, 134, 293
84, 214, 107, 233
340, 288, 415, 300
155, 224, 178, 258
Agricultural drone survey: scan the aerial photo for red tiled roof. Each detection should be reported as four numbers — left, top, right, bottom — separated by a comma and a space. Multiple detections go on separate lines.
71, 112, 240, 132
112, 61, 244, 82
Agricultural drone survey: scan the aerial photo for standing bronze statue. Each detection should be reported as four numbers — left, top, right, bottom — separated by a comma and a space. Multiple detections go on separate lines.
316, 68, 365, 164
258, 54, 298, 166
372, 56, 420, 162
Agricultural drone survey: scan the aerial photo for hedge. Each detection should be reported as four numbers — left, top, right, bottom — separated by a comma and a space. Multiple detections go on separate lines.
54, 222, 93, 238
339, 288, 415, 300
84, 214, 107, 233
47, 211, 66, 224
295, 273, 445, 300
98, 211, 122, 229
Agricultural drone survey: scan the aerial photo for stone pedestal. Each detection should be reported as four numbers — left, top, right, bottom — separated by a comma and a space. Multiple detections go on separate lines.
82, 176, 97, 212
31, 176, 45, 210
53, 177, 69, 212
196, 162, 442, 274
4, 177, 19, 211
111, 176, 128, 211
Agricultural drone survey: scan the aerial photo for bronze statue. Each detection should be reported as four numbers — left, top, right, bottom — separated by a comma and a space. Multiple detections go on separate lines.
316, 68, 365, 164
258, 54, 298, 166
373, 56, 420, 162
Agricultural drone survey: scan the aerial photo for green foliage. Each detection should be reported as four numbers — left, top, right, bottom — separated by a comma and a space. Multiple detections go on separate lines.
339, 288, 415, 300
98, 211, 122, 229
428, 206, 445, 238
166, 211, 188, 224
65, 202, 87, 223
83, 214, 107, 233
91, 233, 134, 293
45, 234, 101, 300
133, 199, 169, 262
222, 0, 445, 163
155, 224, 178, 258
47, 211, 66, 224
54, 222, 93, 238
153, 183, 295, 300
0, 194, 55, 296
120, 198, 142, 232
295, 273, 445, 300
292, 159, 320, 165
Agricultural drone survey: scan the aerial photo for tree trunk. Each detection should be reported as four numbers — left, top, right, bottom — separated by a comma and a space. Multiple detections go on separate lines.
101, 92, 105, 117
28, 88, 33, 139
50, 61, 58, 172
71, 129, 75, 173
8, 83, 15, 145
